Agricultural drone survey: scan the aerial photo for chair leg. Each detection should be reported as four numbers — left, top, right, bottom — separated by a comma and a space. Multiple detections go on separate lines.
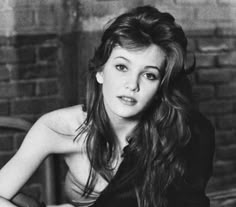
44, 156, 56, 204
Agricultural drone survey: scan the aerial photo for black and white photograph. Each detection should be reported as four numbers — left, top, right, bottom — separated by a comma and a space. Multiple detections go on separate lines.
0, 0, 235, 207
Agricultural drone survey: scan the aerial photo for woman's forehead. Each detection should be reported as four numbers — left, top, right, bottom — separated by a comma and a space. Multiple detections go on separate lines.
108, 45, 166, 67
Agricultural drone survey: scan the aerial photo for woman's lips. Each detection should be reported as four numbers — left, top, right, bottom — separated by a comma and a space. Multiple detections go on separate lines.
118, 96, 137, 105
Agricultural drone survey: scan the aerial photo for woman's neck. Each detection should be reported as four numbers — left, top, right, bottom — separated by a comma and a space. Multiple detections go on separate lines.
109, 116, 138, 150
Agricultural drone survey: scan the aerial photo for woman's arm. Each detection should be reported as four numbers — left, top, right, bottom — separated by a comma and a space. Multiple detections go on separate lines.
0, 118, 54, 200
0, 105, 84, 206
0, 196, 17, 207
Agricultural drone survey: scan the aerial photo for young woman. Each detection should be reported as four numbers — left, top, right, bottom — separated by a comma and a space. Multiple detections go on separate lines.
0, 5, 215, 207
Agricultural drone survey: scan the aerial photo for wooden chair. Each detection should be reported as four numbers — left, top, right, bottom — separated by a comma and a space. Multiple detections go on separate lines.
0, 116, 56, 205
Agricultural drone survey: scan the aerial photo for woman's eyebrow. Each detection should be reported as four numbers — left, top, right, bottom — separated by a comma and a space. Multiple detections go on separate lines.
114, 56, 130, 62
114, 56, 161, 72
144, 66, 161, 72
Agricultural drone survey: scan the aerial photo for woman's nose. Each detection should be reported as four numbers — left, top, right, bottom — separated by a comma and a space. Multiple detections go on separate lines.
125, 74, 139, 92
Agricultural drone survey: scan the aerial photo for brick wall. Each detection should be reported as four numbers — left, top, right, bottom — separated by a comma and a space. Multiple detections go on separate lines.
0, 0, 78, 204
0, 0, 235, 206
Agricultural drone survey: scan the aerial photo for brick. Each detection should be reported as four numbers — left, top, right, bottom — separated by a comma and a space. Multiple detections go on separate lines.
215, 144, 236, 161
14, 9, 35, 29
35, 5, 58, 28
11, 97, 61, 115
17, 47, 36, 63
216, 84, 236, 98
0, 46, 36, 64
155, 6, 195, 20
183, 21, 217, 37
36, 79, 59, 96
218, 0, 236, 5
0, 82, 18, 98
0, 28, 6, 36
192, 85, 215, 101
0, 100, 9, 115
217, 28, 236, 37
0, 65, 10, 80
18, 81, 36, 97
197, 38, 234, 52
80, 15, 117, 32
7, 0, 28, 7
218, 51, 236, 66
232, 70, 236, 82
186, 38, 196, 51
79, 1, 125, 18
0, 135, 14, 151
127, 0, 151, 5
214, 160, 236, 176
8, 0, 40, 7
195, 53, 216, 68
96, 0, 119, 2
0, 36, 9, 46
196, 6, 234, 21
199, 100, 233, 114
143, 0, 162, 5
9, 34, 57, 47
216, 114, 236, 129
207, 173, 236, 192
0, 82, 35, 98
234, 101, 236, 112
216, 21, 236, 36
0, 0, 7, 9
197, 68, 231, 83
0, 11, 14, 29
155, 0, 176, 6
215, 130, 235, 145
175, 0, 208, 3
10, 64, 58, 80
214, 160, 236, 184
38, 46, 58, 61
0, 47, 17, 63
226, 69, 236, 83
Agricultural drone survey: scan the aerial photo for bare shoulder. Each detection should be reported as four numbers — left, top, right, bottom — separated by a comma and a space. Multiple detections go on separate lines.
40, 104, 86, 136
32, 104, 87, 154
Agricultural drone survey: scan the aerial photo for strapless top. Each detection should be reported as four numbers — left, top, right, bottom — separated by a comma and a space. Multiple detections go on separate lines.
65, 171, 100, 207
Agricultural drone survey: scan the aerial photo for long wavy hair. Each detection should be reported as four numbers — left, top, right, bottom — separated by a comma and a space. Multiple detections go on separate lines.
76, 5, 194, 207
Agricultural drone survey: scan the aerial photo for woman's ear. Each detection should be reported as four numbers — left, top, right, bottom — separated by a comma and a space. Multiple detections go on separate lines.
96, 72, 104, 84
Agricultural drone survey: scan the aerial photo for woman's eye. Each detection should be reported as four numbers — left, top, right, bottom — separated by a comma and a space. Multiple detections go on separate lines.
144, 73, 157, 80
115, 64, 127, 71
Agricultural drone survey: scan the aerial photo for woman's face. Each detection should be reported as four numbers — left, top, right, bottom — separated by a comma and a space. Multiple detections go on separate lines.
96, 44, 166, 121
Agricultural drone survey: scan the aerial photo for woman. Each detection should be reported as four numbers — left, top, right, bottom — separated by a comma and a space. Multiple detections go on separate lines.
0, 5, 214, 207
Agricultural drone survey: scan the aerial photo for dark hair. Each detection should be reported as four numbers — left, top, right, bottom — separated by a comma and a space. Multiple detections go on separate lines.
77, 5, 193, 207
